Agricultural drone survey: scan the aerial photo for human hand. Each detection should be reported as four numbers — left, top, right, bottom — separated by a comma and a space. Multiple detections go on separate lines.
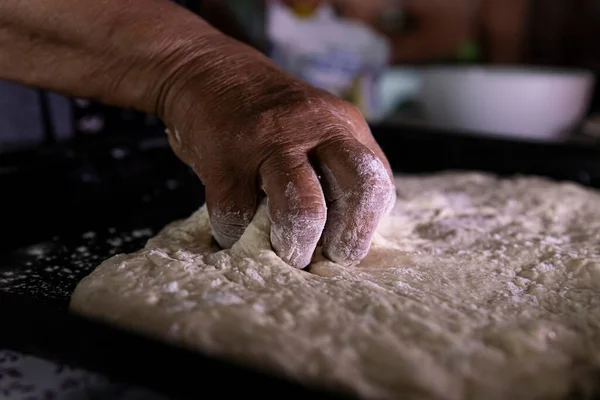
160, 39, 396, 269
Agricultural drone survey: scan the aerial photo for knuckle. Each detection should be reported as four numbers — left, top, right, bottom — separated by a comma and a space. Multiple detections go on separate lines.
253, 89, 361, 151
281, 176, 327, 222
261, 152, 305, 176
353, 155, 395, 207
209, 205, 253, 249
254, 89, 318, 126
208, 198, 254, 229
340, 100, 363, 119
210, 210, 249, 228
210, 219, 243, 249
355, 152, 393, 189
280, 200, 327, 222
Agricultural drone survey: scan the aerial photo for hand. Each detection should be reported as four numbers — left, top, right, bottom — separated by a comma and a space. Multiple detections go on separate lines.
0, 0, 394, 269
160, 39, 396, 269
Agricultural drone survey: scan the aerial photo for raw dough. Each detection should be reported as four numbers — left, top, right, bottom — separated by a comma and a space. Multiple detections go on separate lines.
70, 172, 600, 400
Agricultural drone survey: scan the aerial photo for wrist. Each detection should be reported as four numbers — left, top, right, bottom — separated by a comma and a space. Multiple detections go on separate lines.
91, 3, 261, 118
110, 26, 235, 117
157, 38, 289, 133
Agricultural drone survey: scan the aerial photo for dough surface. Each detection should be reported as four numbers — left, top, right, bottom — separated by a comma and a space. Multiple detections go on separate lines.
70, 172, 600, 400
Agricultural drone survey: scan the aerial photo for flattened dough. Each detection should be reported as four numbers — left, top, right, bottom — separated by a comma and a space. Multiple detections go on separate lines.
70, 172, 600, 399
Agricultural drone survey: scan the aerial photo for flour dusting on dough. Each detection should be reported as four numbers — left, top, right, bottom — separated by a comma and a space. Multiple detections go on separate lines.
71, 172, 600, 400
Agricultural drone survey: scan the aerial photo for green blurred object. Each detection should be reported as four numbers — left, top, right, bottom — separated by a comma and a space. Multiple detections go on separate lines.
456, 40, 481, 62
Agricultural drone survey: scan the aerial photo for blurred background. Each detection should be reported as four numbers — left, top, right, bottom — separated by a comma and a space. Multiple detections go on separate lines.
3, 0, 600, 149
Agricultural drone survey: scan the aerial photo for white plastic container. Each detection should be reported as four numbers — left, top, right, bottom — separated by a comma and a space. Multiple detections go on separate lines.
418, 66, 595, 141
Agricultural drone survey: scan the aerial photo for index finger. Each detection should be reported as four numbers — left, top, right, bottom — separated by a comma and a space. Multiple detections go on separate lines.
260, 155, 327, 269
315, 138, 395, 265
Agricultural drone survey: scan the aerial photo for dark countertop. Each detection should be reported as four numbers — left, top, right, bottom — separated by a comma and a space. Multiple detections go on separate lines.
3, 122, 600, 399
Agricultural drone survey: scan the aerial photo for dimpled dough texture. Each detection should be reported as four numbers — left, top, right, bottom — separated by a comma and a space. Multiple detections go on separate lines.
70, 172, 600, 400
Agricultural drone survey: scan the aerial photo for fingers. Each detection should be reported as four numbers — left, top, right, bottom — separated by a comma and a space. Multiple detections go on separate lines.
359, 137, 397, 215
206, 177, 258, 249
315, 138, 395, 265
260, 155, 327, 269
344, 106, 397, 215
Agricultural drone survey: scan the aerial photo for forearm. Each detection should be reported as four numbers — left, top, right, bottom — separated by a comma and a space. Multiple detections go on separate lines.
0, 0, 256, 115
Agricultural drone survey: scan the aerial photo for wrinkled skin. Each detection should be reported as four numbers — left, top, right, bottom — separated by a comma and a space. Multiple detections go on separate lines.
0, 0, 396, 269
163, 51, 396, 268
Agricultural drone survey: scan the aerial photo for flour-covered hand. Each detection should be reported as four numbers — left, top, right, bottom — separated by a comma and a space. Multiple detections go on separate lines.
0, 0, 394, 268
161, 38, 396, 269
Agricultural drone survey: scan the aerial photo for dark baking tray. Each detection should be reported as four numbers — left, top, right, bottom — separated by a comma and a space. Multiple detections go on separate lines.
2, 123, 600, 399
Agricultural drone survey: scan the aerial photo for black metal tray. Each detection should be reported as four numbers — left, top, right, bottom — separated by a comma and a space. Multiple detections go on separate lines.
2, 123, 600, 399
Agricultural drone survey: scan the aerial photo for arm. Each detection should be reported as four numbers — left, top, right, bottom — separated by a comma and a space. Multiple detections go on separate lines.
0, 0, 396, 269
0, 0, 254, 115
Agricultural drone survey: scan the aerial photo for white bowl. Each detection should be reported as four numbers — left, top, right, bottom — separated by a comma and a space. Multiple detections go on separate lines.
418, 66, 595, 141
